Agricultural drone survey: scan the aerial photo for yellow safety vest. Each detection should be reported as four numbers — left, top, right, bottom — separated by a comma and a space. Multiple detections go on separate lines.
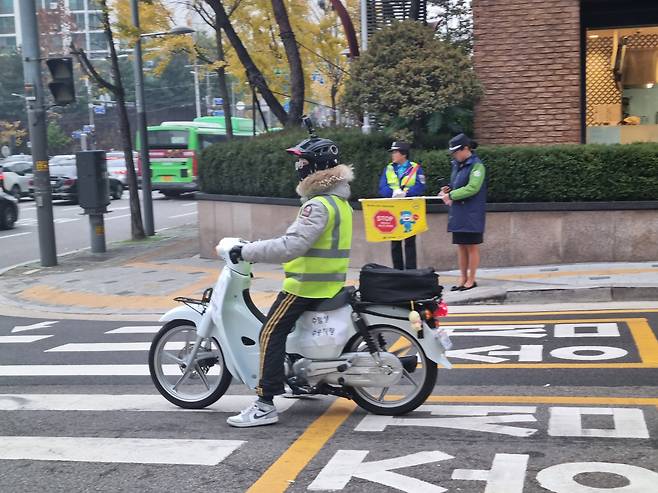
283, 195, 353, 298
386, 162, 420, 191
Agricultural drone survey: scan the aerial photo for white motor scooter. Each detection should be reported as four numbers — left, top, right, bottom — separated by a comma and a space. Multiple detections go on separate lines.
149, 238, 452, 415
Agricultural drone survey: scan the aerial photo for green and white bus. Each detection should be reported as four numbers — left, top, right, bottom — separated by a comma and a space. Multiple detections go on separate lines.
137, 117, 257, 197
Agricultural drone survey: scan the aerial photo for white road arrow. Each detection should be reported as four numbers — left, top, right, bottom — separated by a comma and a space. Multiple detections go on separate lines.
447, 325, 547, 338
11, 321, 59, 333
446, 345, 510, 363
308, 450, 453, 492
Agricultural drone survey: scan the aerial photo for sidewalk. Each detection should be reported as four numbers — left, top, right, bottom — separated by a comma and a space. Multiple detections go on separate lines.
1, 223, 657, 319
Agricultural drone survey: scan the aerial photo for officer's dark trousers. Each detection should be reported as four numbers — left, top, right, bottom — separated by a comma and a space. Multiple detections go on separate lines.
256, 291, 318, 398
391, 235, 417, 270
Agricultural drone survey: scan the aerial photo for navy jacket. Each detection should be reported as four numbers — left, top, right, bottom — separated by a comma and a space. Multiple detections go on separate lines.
378, 161, 426, 198
448, 154, 487, 233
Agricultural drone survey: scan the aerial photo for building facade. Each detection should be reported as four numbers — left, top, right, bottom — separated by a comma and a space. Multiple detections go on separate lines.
473, 0, 658, 145
0, 0, 107, 55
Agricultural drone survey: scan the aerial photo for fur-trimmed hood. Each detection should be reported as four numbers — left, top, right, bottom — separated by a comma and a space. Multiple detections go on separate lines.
296, 164, 354, 202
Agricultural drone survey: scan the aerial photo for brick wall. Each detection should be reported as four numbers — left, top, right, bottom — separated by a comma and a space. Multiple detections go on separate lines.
472, 0, 582, 145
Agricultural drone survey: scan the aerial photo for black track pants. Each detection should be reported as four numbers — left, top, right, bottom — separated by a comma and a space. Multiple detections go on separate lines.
256, 291, 318, 397
391, 235, 417, 270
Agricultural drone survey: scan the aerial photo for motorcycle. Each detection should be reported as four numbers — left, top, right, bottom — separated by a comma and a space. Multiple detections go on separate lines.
149, 238, 452, 416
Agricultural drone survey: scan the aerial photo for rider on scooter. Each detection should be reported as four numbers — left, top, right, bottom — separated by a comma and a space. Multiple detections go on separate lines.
226, 120, 354, 427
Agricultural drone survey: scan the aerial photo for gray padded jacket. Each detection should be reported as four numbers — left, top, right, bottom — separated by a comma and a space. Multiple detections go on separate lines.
240, 164, 354, 264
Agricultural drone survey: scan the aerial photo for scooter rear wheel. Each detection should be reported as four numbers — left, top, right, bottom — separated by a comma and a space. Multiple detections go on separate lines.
345, 324, 437, 416
149, 320, 232, 409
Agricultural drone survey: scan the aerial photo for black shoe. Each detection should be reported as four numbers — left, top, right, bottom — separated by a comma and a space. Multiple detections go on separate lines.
460, 282, 478, 291
451, 285, 464, 291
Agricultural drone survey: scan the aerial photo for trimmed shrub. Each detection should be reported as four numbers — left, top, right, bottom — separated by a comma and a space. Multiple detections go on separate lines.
199, 128, 658, 202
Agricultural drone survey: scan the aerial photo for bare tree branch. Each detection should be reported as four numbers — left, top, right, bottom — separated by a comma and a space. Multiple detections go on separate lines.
69, 44, 118, 94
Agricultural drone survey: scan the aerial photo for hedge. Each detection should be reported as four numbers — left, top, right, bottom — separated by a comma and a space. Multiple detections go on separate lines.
199, 128, 658, 202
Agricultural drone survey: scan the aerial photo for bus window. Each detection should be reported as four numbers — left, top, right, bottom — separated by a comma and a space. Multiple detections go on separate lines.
148, 130, 189, 149
198, 133, 227, 149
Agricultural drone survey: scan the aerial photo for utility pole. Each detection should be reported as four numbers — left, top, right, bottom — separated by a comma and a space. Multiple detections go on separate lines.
19, 0, 57, 267
193, 62, 201, 118
85, 77, 95, 149
131, 0, 155, 236
205, 72, 211, 115
360, 0, 371, 134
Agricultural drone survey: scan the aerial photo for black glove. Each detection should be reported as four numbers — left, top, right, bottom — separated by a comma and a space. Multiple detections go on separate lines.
228, 245, 243, 264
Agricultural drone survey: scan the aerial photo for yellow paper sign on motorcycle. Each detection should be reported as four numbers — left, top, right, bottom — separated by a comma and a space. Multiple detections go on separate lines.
361, 198, 428, 242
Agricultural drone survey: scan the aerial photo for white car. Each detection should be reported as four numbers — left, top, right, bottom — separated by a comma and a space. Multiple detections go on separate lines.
2, 159, 33, 199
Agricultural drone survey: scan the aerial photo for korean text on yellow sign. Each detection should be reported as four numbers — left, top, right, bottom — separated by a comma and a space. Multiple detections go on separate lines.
361, 198, 428, 242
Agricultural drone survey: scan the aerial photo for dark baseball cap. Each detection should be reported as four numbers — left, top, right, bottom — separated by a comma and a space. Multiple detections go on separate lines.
388, 141, 410, 152
448, 133, 473, 152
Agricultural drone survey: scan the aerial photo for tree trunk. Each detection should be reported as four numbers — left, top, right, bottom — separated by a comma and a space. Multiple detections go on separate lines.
205, 0, 289, 126
214, 28, 233, 138
270, 0, 304, 126
330, 83, 339, 126
102, 1, 144, 240
329, 0, 359, 58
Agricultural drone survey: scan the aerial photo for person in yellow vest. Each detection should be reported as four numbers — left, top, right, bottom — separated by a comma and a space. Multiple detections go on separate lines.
226, 136, 353, 428
378, 141, 426, 269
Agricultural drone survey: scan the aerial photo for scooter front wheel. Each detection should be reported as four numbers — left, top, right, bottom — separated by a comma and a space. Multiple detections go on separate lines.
149, 320, 232, 409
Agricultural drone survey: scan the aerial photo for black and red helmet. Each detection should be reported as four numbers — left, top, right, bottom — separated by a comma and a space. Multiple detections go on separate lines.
286, 116, 340, 180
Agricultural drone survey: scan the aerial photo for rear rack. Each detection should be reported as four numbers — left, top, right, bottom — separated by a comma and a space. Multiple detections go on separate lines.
173, 287, 213, 314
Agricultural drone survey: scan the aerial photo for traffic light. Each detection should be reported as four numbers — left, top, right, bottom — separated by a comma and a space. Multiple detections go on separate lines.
46, 57, 76, 106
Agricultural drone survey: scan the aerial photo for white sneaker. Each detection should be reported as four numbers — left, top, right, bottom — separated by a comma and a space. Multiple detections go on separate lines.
227, 400, 278, 428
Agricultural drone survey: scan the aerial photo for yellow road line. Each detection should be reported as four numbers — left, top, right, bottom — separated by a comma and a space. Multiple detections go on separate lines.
18, 285, 177, 310
629, 318, 658, 364
425, 395, 658, 406
446, 308, 658, 317
452, 363, 658, 369
442, 318, 632, 325
247, 399, 356, 493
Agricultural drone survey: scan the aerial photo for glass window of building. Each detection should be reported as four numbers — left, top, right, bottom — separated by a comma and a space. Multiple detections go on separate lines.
72, 12, 86, 30
0, 0, 13, 15
69, 0, 85, 10
89, 32, 108, 51
88, 12, 103, 30
88, 0, 102, 10
586, 26, 658, 144
0, 16, 14, 35
0, 35, 15, 48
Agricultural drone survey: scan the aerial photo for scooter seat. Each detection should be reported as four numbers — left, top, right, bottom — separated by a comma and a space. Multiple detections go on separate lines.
314, 286, 355, 311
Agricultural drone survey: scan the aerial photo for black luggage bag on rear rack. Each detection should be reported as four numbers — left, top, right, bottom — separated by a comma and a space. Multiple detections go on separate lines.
358, 263, 443, 304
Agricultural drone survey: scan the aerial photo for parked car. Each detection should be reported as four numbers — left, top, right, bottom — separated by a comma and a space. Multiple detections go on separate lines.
0, 154, 31, 167
106, 157, 128, 189
1, 159, 33, 199
0, 191, 18, 229
32, 157, 123, 203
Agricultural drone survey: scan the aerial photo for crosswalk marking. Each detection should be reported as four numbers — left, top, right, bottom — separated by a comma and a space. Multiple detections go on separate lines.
0, 437, 245, 465
0, 335, 53, 344
105, 326, 161, 334
46, 342, 156, 352
0, 364, 174, 376
0, 394, 297, 413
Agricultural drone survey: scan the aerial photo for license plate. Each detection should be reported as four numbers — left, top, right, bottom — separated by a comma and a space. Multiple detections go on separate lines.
161, 176, 174, 182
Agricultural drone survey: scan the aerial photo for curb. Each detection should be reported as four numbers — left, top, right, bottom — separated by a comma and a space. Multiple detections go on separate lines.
3, 285, 656, 319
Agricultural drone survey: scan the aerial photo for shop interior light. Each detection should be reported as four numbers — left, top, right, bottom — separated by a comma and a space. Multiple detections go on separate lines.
588, 34, 600, 39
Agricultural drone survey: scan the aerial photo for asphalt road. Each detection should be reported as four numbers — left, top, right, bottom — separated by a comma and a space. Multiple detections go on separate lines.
0, 192, 199, 270
0, 306, 656, 492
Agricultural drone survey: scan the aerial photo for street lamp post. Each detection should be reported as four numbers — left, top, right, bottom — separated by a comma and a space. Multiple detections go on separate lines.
130, 0, 194, 236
